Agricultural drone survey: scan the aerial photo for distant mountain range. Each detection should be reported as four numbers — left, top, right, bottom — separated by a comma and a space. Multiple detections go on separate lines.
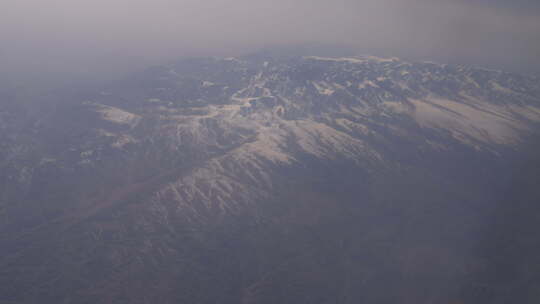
1, 53, 540, 304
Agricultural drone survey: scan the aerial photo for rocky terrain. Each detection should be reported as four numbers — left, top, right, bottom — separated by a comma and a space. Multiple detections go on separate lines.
1, 53, 540, 303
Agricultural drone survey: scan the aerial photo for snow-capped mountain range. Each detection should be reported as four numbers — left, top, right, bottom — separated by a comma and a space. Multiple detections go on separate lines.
1, 53, 539, 303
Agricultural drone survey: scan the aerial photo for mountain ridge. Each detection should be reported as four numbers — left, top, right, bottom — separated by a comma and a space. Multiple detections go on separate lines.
1, 53, 540, 303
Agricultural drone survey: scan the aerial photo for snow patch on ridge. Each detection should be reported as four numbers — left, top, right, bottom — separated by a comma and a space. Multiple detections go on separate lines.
305, 56, 366, 64
94, 104, 141, 127
410, 98, 522, 145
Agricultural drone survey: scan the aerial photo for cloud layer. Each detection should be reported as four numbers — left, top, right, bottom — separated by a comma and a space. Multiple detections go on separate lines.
1, 0, 539, 85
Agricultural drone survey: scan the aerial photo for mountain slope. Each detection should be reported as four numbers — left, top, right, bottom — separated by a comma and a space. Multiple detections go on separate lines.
1, 54, 540, 304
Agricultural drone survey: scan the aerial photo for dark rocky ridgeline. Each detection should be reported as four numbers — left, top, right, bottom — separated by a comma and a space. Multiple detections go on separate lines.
0, 54, 539, 304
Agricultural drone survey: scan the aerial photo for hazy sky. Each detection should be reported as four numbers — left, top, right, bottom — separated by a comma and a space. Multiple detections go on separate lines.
1, 0, 539, 86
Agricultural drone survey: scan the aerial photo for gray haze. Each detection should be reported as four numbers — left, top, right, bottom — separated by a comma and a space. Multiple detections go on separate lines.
1, 0, 540, 86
